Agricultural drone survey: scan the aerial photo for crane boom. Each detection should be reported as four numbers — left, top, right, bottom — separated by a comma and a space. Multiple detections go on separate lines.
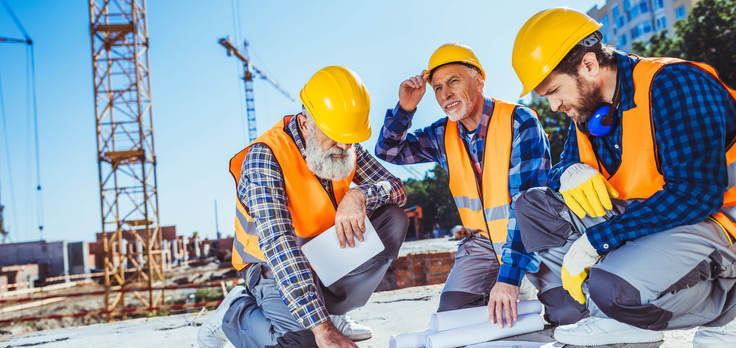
218, 37, 295, 142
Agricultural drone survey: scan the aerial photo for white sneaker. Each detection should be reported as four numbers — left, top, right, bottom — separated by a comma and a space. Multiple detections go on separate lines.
553, 317, 663, 346
693, 318, 736, 348
198, 286, 245, 348
329, 314, 372, 341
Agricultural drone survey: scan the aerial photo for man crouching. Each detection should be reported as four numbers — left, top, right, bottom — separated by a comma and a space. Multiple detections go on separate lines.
199, 66, 408, 348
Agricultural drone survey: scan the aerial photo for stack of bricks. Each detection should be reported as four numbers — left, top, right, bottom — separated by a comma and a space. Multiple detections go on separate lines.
387, 251, 456, 290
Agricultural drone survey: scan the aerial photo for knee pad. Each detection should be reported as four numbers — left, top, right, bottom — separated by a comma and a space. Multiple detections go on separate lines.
589, 268, 672, 330
537, 287, 588, 325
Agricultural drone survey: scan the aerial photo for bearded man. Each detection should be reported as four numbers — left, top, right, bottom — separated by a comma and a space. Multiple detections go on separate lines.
511, 8, 736, 347
198, 66, 408, 348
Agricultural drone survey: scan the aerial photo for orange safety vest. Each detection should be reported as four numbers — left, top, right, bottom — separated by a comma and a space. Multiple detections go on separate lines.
228, 116, 356, 270
575, 57, 736, 240
445, 98, 519, 247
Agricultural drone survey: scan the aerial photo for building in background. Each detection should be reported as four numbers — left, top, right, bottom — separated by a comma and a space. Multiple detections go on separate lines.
587, 0, 699, 52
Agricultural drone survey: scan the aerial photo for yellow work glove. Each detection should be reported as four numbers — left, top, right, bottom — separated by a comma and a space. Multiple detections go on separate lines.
561, 233, 600, 304
559, 163, 619, 218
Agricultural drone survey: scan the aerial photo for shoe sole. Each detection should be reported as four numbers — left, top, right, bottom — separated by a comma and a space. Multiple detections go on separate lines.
554, 331, 663, 346
348, 333, 373, 341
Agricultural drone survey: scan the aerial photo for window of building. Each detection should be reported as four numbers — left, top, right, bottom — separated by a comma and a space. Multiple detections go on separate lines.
619, 34, 628, 47
618, 15, 626, 27
656, 15, 667, 30
642, 21, 652, 33
628, 5, 640, 21
676, 5, 686, 20
623, 0, 631, 11
630, 26, 641, 39
640, 1, 648, 13
600, 14, 610, 42
654, 0, 664, 10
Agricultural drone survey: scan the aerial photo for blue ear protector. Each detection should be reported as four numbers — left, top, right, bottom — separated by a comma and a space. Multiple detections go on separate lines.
584, 82, 621, 137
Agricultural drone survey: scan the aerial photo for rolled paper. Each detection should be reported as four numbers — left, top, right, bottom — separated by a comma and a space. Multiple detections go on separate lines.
425, 313, 545, 348
389, 329, 433, 348
428, 300, 543, 332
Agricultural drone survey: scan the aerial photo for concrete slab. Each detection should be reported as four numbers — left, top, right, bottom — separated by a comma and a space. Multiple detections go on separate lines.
0, 284, 696, 348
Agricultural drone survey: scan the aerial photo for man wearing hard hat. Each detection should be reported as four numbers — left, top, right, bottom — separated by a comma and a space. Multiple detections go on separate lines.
511, 8, 736, 347
376, 44, 551, 328
198, 66, 408, 348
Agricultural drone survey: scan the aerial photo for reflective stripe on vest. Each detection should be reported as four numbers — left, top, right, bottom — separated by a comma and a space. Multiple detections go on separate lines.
445, 98, 517, 245
228, 116, 356, 270
575, 57, 736, 240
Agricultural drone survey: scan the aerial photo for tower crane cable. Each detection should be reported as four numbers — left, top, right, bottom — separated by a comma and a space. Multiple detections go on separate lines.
0, 0, 32, 44
1, 0, 43, 239
27, 44, 43, 239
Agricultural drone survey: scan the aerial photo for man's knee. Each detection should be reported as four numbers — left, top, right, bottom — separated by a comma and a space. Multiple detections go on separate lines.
589, 268, 672, 330
372, 204, 408, 256
515, 187, 572, 253
537, 287, 588, 325
437, 291, 486, 312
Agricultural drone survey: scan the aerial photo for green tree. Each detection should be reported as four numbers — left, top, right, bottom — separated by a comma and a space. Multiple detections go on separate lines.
403, 164, 460, 235
525, 98, 570, 163
631, 0, 736, 87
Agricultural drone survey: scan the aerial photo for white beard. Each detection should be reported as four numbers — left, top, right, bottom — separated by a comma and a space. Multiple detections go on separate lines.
446, 103, 468, 122
304, 124, 356, 181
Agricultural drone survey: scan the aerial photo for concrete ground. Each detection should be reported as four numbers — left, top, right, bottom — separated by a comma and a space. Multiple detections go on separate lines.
1, 284, 695, 348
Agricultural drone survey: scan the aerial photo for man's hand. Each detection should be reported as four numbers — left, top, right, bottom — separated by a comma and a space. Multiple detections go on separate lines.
398, 72, 427, 112
334, 189, 367, 248
311, 321, 358, 348
559, 163, 619, 218
488, 282, 520, 328
561, 234, 600, 304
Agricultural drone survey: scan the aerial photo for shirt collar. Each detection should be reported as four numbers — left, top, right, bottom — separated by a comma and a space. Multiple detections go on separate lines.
614, 50, 638, 111
458, 97, 494, 140
286, 115, 308, 158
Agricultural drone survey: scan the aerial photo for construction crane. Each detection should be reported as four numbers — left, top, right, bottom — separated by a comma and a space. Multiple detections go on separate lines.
88, 0, 163, 320
218, 37, 295, 142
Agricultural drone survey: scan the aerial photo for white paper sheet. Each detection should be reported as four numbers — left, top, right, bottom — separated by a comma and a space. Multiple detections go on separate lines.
389, 329, 433, 348
425, 313, 545, 348
300, 217, 384, 287
428, 300, 543, 332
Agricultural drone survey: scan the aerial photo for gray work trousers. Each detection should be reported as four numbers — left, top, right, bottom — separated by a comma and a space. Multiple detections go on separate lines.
515, 187, 736, 330
221, 204, 408, 348
438, 234, 501, 312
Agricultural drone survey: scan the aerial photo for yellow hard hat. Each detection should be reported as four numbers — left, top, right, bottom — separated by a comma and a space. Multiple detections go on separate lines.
425, 43, 486, 85
299, 66, 372, 144
512, 8, 602, 97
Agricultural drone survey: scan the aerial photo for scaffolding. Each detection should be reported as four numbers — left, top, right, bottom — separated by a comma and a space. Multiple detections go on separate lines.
88, 0, 163, 320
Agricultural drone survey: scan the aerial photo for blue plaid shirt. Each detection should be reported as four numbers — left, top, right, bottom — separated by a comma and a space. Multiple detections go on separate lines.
237, 116, 406, 329
549, 51, 736, 254
376, 97, 550, 286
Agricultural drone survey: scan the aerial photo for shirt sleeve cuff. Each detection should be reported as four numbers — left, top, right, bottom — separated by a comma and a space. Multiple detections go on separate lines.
392, 102, 416, 122
292, 295, 330, 329
497, 263, 525, 287
585, 224, 616, 254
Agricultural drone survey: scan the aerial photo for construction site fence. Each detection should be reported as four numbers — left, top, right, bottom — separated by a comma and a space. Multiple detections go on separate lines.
0, 278, 240, 305
0, 300, 223, 325
0, 259, 221, 291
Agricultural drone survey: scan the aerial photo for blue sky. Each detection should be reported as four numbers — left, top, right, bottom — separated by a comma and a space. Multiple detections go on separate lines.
0, 0, 603, 243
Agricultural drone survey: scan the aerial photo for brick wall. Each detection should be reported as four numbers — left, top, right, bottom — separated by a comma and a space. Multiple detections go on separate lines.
376, 251, 456, 291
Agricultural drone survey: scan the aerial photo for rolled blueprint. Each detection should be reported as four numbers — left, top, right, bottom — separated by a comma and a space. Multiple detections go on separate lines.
425, 313, 545, 348
428, 300, 543, 332
389, 329, 432, 348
